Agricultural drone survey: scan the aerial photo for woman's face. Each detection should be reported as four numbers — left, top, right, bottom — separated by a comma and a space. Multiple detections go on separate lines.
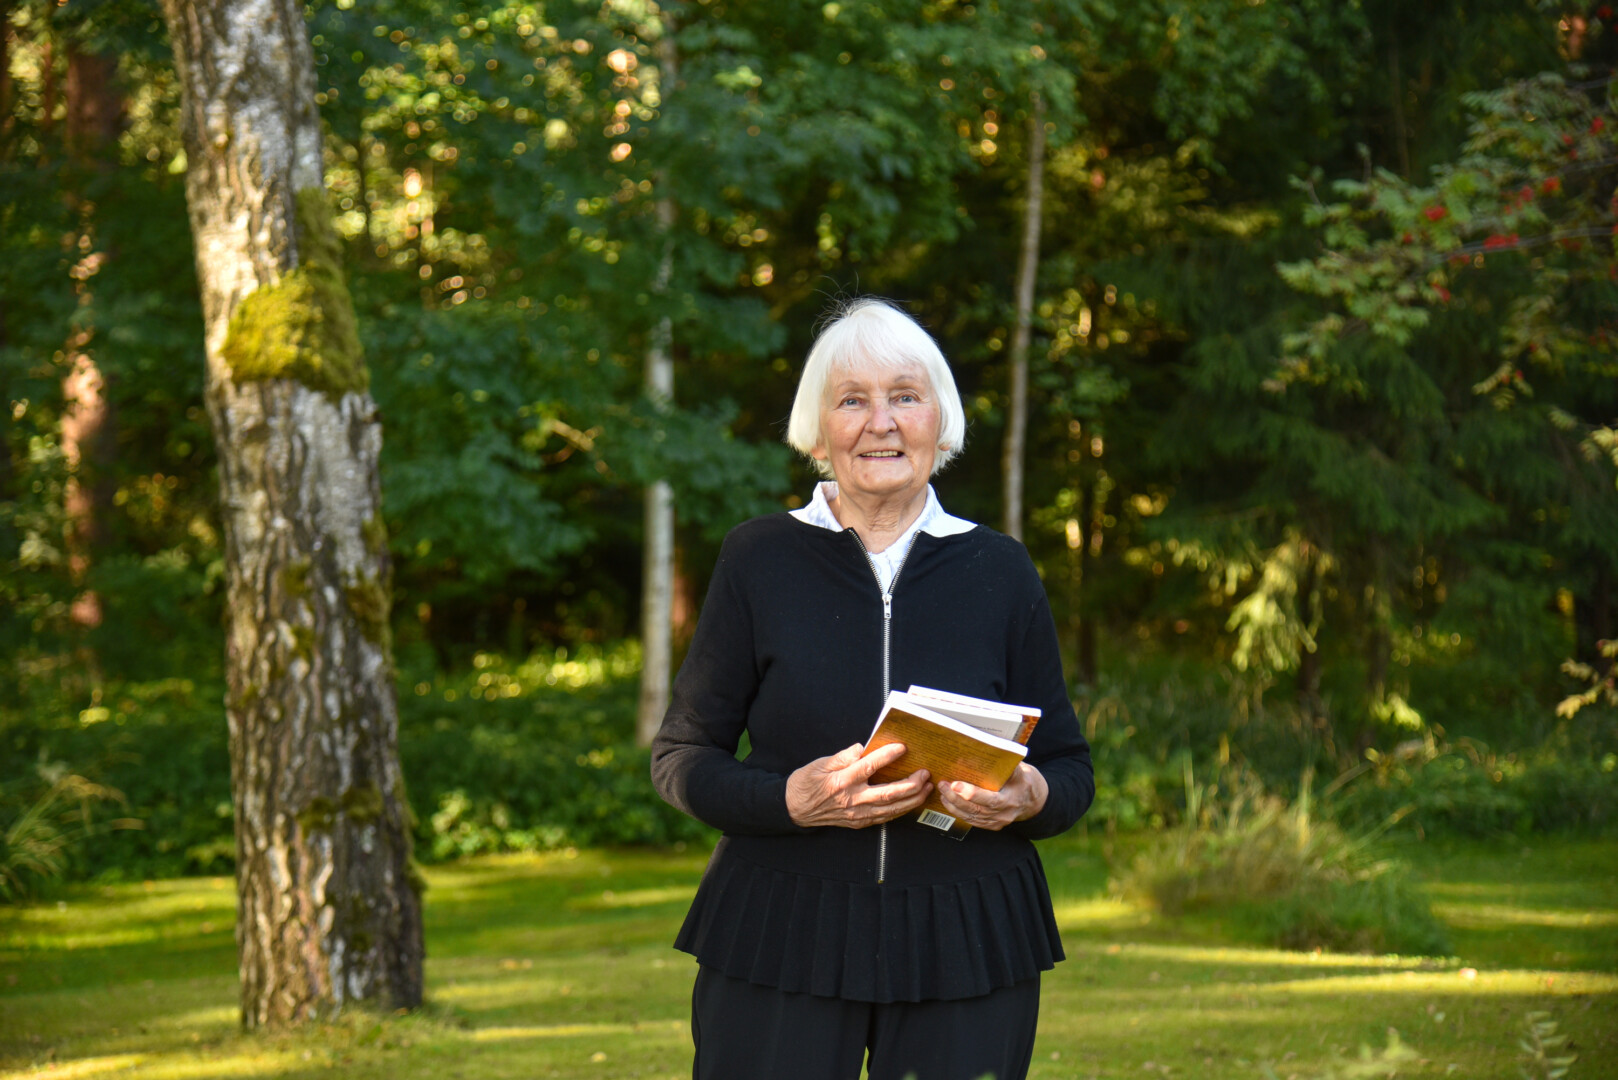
813, 361, 941, 505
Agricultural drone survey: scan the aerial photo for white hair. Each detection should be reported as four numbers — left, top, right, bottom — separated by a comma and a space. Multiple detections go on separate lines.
785, 299, 967, 479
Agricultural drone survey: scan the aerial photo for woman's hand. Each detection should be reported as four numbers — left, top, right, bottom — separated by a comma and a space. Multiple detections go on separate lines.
935, 763, 1048, 831
786, 743, 932, 829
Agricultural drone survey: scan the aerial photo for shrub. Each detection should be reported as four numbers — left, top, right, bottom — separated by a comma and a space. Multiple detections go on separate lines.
396, 644, 713, 857
0, 643, 711, 884
0, 772, 127, 901
1330, 737, 1618, 839
1116, 766, 1450, 955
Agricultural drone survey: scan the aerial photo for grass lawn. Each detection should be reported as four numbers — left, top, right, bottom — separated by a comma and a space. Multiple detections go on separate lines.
1, 834, 1613, 1079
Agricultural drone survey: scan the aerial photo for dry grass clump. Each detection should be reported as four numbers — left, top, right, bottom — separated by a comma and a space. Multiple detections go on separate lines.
1115, 766, 1450, 955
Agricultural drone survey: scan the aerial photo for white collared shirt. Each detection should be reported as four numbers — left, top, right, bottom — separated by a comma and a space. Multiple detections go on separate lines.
789, 481, 977, 593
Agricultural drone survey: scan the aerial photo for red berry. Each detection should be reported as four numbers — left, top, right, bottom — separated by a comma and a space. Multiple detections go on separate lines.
1593, 117, 1607, 135
1540, 177, 1562, 196
1424, 206, 1447, 222
1434, 285, 1451, 303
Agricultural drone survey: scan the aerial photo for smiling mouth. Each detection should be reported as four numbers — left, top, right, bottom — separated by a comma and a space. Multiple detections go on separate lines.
860, 450, 903, 458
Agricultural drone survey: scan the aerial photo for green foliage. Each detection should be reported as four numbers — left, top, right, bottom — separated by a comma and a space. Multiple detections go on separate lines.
1116, 767, 1451, 955
0, 645, 708, 884
1519, 1011, 1578, 1080
0, 674, 235, 880
1260, 1028, 1421, 1080
399, 646, 712, 856
1332, 737, 1618, 838
0, 772, 125, 902
3, 0, 1617, 888
1557, 638, 1618, 719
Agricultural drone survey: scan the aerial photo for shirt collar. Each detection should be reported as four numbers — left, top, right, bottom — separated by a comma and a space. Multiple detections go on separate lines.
789, 482, 976, 544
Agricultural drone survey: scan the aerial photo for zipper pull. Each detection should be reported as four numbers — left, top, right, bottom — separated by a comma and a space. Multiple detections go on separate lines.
882, 592, 892, 619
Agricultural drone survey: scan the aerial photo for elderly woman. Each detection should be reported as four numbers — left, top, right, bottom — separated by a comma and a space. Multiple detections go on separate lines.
652, 299, 1093, 1080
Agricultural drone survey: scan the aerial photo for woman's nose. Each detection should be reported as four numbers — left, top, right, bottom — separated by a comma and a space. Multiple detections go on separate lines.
867, 402, 896, 432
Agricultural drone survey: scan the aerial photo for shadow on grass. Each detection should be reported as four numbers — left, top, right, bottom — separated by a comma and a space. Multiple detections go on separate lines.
1, 836, 1614, 1079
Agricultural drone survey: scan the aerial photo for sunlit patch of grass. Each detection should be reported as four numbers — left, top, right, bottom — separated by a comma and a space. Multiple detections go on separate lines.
1049, 895, 1152, 930
2, 836, 1615, 1080
467, 1020, 686, 1042
1253, 969, 1618, 996
11, 1054, 145, 1078
2, 877, 235, 950
565, 884, 696, 911
1075, 940, 1444, 970
1432, 901, 1618, 928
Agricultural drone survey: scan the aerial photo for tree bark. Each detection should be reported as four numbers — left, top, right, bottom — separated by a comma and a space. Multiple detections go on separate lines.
1296, 544, 1323, 712
1, 1, 14, 148
1001, 94, 1045, 541
60, 46, 125, 638
1388, 37, 1410, 177
160, 0, 423, 1028
1075, 474, 1098, 686
636, 22, 678, 747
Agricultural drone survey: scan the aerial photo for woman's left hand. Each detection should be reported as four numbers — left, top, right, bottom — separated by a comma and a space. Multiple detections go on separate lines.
935, 763, 1049, 831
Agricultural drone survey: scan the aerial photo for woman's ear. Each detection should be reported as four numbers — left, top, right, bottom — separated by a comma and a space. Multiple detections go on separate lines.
810, 444, 828, 461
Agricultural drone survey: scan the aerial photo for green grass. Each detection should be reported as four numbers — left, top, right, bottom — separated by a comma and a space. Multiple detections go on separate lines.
1, 835, 1614, 1079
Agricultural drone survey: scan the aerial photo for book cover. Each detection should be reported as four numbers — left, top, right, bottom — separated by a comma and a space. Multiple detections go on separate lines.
904, 685, 1041, 745
862, 690, 1028, 838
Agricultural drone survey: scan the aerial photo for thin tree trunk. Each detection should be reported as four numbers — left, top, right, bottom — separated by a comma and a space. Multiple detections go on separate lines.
1, 1, 16, 147
1001, 94, 1044, 541
1075, 474, 1098, 686
1388, 37, 1410, 177
60, 46, 124, 638
636, 23, 678, 748
1364, 542, 1391, 713
39, 34, 53, 138
1296, 547, 1323, 712
1578, 563, 1613, 664
160, 0, 422, 1028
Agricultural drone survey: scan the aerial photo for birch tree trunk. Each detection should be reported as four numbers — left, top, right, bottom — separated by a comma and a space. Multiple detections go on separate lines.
636, 24, 678, 748
1001, 94, 1045, 542
160, 0, 423, 1028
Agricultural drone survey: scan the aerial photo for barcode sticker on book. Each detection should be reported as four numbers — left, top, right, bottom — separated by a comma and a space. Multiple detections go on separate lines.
917, 809, 958, 832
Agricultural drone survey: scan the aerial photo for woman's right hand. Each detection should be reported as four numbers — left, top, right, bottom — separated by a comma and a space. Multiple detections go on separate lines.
785, 743, 932, 829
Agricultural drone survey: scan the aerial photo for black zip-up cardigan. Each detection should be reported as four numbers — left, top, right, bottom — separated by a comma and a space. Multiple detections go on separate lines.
651, 512, 1094, 1002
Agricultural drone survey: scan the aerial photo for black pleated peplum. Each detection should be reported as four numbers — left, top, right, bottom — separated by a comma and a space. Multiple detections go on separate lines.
675, 842, 1064, 1003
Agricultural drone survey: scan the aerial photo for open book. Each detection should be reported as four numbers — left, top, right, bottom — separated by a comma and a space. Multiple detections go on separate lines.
861, 686, 1041, 838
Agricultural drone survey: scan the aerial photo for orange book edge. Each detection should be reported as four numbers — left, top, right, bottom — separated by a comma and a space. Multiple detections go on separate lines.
860, 691, 1027, 838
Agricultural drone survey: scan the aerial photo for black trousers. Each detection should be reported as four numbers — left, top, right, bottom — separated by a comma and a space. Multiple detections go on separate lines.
691, 965, 1041, 1080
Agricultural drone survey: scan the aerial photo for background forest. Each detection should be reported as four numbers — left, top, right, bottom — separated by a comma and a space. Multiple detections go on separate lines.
3, 0, 1616, 889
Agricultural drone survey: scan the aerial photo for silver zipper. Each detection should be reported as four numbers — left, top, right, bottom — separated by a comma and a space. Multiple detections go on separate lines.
849, 529, 917, 885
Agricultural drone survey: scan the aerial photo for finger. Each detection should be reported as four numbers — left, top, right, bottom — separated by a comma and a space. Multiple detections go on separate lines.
935, 784, 969, 819
950, 780, 1012, 808
938, 783, 1005, 821
945, 781, 1003, 807
826, 743, 865, 769
862, 773, 932, 805
849, 741, 908, 779
866, 784, 934, 823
